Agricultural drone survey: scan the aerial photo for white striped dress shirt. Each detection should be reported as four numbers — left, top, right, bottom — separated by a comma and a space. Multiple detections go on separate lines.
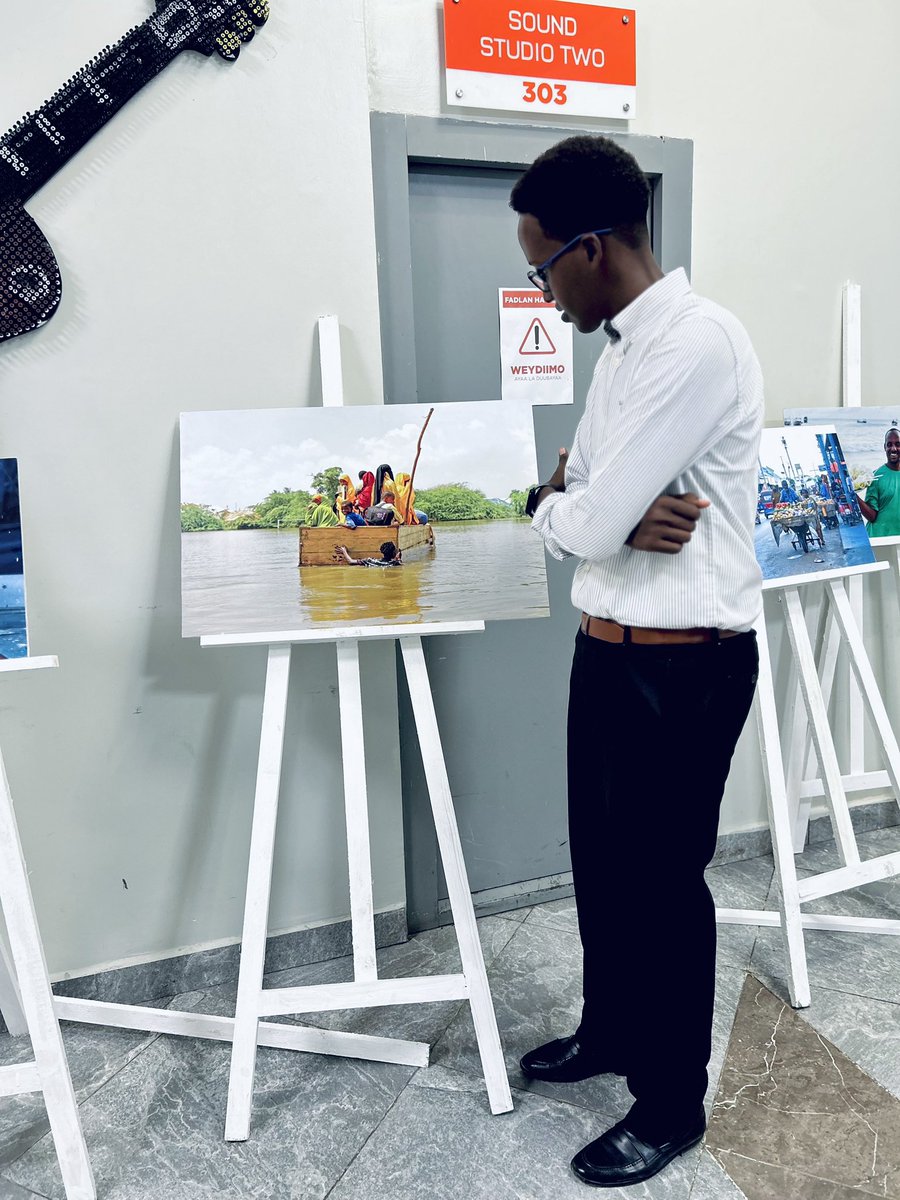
532, 268, 763, 631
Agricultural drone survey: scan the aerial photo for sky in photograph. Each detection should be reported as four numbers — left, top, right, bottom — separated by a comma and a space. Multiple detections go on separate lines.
180, 402, 539, 510
759, 425, 837, 480
784, 407, 900, 476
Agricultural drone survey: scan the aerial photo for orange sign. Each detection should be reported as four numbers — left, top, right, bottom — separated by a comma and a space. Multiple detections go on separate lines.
445, 1, 636, 119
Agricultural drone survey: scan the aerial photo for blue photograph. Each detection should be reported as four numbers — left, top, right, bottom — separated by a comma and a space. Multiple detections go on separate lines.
0, 459, 27, 660
755, 426, 876, 583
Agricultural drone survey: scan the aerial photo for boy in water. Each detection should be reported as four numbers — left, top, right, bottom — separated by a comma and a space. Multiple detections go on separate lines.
334, 542, 403, 567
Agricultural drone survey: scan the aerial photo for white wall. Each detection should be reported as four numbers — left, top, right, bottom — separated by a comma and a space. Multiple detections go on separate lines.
0, 0, 405, 978
363, 0, 900, 834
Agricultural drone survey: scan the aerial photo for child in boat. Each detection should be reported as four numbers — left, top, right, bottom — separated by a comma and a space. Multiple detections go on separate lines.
364, 489, 402, 525
334, 542, 403, 567
341, 501, 366, 528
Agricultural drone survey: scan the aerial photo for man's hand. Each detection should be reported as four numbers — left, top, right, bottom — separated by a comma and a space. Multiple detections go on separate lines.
627, 493, 710, 554
547, 448, 569, 492
526, 448, 570, 517
856, 493, 877, 524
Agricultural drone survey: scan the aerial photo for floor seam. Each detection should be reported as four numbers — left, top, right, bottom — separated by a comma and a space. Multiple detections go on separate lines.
321, 1068, 417, 1198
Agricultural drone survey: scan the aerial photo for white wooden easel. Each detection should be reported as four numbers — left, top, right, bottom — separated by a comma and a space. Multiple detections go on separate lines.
0, 656, 95, 1199
219, 314, 510, 1136
206, 624, 513, 1140
717, 564, 900, 1007
45, 316, 512, 1135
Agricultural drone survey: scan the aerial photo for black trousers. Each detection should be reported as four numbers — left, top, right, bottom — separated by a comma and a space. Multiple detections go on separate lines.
566, 626, 759, 1132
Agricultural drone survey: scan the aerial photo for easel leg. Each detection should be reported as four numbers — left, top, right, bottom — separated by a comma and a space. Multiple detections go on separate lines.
225, 644, 292, 1142
783, 588, 858, 865
785, 588, 826, 852
399, 637, 513, 1114
335, 641, 377, 982
0, 919, 28, 1036
754, 613, 810, 1008
848, 573, 866, 778
0, 751, 95, 1198
829, 580, 900, 804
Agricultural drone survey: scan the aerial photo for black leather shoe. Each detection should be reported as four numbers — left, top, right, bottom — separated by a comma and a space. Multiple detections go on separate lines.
570, 1109, 706, 1187
519, 1034, 619, 1083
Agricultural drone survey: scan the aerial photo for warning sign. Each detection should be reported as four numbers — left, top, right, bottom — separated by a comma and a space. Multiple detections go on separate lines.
519, 318, 556, 355
499, 289, 573, 406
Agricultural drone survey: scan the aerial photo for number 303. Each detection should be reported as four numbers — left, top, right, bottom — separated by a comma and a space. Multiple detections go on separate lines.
522, 81, 567, 105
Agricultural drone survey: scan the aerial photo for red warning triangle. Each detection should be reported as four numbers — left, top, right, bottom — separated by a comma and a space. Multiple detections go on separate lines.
519, 317, 556, 355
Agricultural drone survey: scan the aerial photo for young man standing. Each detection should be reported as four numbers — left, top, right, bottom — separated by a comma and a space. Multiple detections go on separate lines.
512, 135, 763, 1188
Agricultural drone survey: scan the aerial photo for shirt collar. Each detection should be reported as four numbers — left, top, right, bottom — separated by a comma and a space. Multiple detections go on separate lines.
605, 267, 691, 348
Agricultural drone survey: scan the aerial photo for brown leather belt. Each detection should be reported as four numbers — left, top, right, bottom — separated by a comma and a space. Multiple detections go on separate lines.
580, 613, 742, 645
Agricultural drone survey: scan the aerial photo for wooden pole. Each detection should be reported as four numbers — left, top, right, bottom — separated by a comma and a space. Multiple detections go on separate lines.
404, 407, 434, 524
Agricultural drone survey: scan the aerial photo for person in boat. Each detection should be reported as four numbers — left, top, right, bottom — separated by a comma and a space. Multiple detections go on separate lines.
334, 541, 403, 567
357, 470, 375, 510
373, 463, 394, 505
393, 472, 428, 525
337, 473, 357, 510
341, 500, 366, 528
365, 488, 402, 525
306, 494, 339, 527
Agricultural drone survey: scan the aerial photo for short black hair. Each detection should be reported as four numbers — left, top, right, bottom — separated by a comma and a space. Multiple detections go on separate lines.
380, 541, 397, 561
886, 427, 900, 445
510, 135, 650, 249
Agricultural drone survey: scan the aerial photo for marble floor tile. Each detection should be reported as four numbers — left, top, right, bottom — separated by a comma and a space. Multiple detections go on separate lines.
689, 1150, 747, 1199
751, 890, 900, 1007
0, 1176, 43, 1200
792, 986, 900, 1101
483, 905, 533, 925
4, 1024, 415, 1200
429, 915, 631, 1120
327, 1074, 703, 1200
708, 974, 900, 1198
709, 857, 774, 972
0, 998, 168, 1168
525, 895, 578, 934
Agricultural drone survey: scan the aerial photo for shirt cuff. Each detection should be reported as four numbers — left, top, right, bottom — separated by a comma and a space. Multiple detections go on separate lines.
530, 490, 571, 561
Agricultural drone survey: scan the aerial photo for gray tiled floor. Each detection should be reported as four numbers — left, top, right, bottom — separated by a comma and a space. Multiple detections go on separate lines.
1, 839, 899, 1199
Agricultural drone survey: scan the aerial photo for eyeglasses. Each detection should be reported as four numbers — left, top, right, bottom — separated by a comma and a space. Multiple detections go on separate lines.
527, 229, 613, 293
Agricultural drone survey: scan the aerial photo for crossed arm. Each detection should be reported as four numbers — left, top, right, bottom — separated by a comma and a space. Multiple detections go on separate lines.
533, 447, 710, 555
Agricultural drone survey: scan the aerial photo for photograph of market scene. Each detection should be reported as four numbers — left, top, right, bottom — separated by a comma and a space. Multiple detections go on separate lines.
0, 459, 26, 660
756, 426, 875, 582
180, 400, 549, 636
784, 406, 900, 540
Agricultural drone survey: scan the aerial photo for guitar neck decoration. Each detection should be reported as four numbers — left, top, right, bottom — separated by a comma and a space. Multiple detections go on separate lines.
0, 1, 269, 344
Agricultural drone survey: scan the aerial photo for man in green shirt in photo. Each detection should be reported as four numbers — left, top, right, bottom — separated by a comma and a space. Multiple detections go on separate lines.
858, 428, 900, 537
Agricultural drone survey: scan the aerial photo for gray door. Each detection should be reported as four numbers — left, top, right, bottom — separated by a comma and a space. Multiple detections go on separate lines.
371, 117, 692, 930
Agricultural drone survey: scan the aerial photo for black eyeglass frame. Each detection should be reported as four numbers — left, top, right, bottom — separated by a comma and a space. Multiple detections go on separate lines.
526, 228, 613, 293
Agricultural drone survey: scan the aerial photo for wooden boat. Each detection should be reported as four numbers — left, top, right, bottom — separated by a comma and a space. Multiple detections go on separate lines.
299, 523, 435, 566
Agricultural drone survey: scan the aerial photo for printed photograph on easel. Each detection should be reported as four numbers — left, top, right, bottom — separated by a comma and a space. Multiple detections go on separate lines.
755, 426, 876, 582
784, 406, 900, 541
0, 460, 27, 659
179, 401, 550, 637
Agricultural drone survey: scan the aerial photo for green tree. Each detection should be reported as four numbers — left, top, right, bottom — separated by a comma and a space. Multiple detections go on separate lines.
507, 489, 528, 517
310, 467, 342, 505
181, 503, 225, 532
254, 488, 312, 528
415, 483, 509, 521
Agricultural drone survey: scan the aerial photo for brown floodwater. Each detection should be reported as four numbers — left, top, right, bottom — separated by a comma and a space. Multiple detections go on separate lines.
181, 520, 549, 637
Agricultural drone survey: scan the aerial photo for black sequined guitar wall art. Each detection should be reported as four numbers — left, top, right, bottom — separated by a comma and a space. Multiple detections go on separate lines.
0, 1, 269, 344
